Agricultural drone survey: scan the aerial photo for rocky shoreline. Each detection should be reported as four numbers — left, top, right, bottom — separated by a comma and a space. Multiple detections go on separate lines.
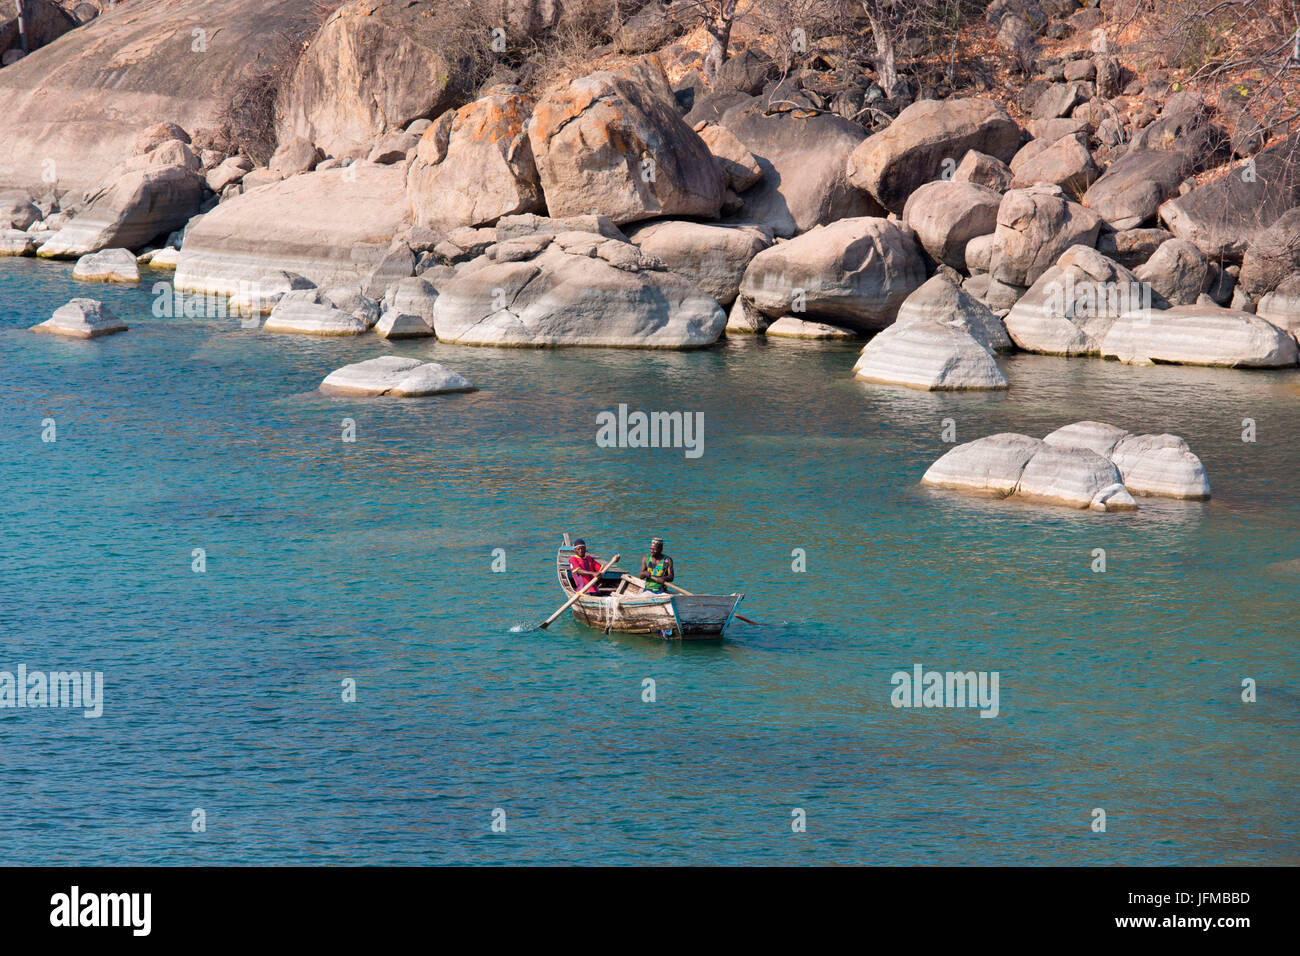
3, 0, 1297, 509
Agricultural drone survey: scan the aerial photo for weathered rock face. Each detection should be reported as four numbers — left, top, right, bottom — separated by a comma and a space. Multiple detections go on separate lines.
277, 0, 461, 159
902, 180, 1001, 270
991, 184, 1103, 287
72, 247, 140, 282
407, 86, 543, 231
853, 321, 1008, 390
31, 297, 127, 338
1134, 238, 1211, 305
737, 217, 927, 333
227, 270, 316, 315
1238, 206, 1300, 298
268, 137, 323, 178
0, 228, 37, 255
846, 98, 1022, 214
1256, 278, 1300, 344
174, 163, 410, 294
320, 356, 474, 396
263, 289, 367, 335
1100, 305, 1300, 367
432, 234, 726, 348
624, 220, 771, 307
37, 165, 204, 258
381, 276, 439, 323
0, 0, 320, 194
1005, 245, 1153, 355
894, 274, 1013, 353
717, 99, 880, 237
374, 310, 433, 339
1159, 134, 1300, 260
527, 57, 725, 225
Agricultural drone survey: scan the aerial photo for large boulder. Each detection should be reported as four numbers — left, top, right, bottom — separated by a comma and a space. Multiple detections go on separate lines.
0, 1, 321, 194
1109, 434, 1211, 499
902, 180, 1001, 270
1134, 238, 1211, 305
953, 150, 1013, 192
694, 121, 762, 192
846, 98, 1022, 214
431, 233, 726, 347
624, 220, 771, 307
31, 297, 127, 338
407, 86, 544, 231
1042, 420, 1130, 458
1009, 133, 1099, 194
1100, 304, 1300, 367
991, 184, 1103, 287
1015, 445, 1126, 508
717, 99, 880, 237
174, 163, 410, 294
1158, 134, 1300, 260
894, 274, 1013, 352
0, 191, 41, 230
36, 165, 204, 258
1238, 206, 1300, 299
527, 57, 725, 225
1081, 148, 1193, 231
263, 289, 368, 336
736, 217, 927, 333
1005, 246, 1153, 355
853, 321, 1008, 390
320, 356, 474, 396
277, 0, 461, 158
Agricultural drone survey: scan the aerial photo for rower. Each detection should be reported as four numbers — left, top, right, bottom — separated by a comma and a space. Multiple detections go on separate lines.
568, 539, 603, 594
640, 537, 674, 594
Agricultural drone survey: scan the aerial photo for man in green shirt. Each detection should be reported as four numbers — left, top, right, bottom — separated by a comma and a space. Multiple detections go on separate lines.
640, 537, 674, 594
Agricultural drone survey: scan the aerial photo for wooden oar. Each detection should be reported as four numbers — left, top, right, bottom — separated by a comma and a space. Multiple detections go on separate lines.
539, 554, 620, 630
623, 574, 762, 626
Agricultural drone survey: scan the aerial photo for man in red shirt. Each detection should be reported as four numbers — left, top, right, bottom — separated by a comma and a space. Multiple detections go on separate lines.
568, 540, 603, 594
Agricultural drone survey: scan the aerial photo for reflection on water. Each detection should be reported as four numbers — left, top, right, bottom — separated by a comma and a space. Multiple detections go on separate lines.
1, 260, 1297, 865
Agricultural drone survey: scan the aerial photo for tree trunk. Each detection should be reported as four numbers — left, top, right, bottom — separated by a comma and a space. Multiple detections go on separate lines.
864, 9, 900, 101
703, 3, 737, 83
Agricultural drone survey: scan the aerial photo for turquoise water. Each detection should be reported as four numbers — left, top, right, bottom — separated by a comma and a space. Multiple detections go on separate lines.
2, 258, 1297, 865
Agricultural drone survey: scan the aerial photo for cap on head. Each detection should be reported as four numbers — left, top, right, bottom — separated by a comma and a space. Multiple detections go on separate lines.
573, 538, 586, 547
651, 537, 664, 548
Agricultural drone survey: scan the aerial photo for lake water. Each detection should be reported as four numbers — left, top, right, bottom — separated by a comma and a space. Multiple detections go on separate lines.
2, 258, 1297, 865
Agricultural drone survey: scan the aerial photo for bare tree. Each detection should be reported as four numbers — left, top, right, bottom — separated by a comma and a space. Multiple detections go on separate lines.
678, 1, 742, 81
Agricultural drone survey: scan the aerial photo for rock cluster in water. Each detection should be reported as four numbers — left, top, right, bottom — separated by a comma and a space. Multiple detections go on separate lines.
922, 420, 1210, 511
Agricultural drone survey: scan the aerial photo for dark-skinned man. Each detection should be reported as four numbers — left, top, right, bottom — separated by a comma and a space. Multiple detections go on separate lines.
640, 537, 674, 594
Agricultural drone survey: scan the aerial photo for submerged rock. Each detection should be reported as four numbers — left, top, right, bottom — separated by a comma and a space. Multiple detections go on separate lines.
765, 316, 856, 339
1110, 433, 1211, 499
320, 356, 475, 397
32, 298, 127, 338
922, 433, 1046, 497
72, 248, 140, 283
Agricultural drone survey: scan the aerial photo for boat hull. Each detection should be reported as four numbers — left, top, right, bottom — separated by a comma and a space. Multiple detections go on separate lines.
569, 592, 742, 639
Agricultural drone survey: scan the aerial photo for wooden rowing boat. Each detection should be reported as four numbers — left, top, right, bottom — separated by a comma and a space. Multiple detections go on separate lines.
555, 537, 744, 640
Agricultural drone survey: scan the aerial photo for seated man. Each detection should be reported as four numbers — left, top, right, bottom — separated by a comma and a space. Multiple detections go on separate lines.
640, 537, 674, 594
568, 540, 603, 594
